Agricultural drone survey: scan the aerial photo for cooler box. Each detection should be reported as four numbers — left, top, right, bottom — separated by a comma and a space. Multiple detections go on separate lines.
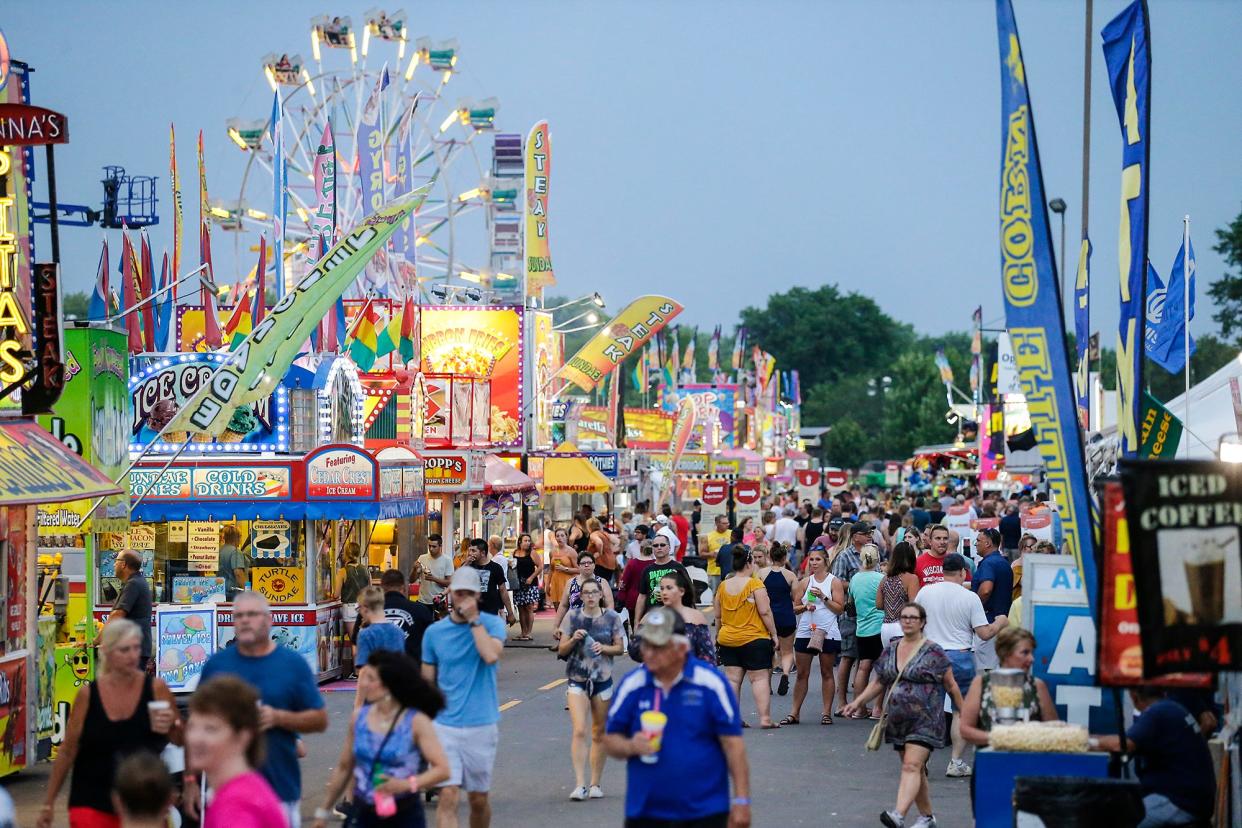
973, 749, 1110, 828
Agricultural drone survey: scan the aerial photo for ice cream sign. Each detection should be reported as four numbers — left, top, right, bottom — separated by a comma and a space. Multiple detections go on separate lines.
306, 445, 376, 499
129, 355, 288, 453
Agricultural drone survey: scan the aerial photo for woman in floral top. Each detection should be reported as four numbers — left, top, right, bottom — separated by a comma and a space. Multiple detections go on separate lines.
844, 601, 965, 828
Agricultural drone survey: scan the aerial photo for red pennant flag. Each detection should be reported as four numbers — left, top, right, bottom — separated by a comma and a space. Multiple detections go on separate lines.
121, 229, 143, 353
139, 231, 157, 351
200, 223, 222, 349
253, 236, 267, 324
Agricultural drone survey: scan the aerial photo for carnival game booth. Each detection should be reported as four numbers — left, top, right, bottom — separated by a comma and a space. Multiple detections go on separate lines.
0, 420, 124, 776
122, 443, 424, 685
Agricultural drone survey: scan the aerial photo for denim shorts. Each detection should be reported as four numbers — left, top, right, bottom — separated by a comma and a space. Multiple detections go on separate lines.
945, 649, 975, 709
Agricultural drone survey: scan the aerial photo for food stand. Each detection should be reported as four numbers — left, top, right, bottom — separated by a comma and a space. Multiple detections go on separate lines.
122, 444, 424, 682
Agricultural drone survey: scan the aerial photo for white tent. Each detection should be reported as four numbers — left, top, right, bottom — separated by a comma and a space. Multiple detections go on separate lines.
1163, 350, 1242, 458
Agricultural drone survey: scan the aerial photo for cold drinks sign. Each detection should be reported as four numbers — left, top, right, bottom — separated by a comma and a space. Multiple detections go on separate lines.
1120, 460, 1242, 674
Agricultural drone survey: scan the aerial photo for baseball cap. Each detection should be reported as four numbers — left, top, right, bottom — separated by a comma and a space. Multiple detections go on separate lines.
827, 516, 846, 532
636, 607, 686, 646
449, 567, 482, 593
654, 514, 670, 525
942, 553, 969, 574
851, 521, 872, 535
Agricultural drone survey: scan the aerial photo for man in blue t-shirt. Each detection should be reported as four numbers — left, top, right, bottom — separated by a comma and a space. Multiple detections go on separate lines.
194, 592, 327, 826
422, 566, 507, 827
972, 528, 1014, 670
1092, 686, 1216, 826
603, 607, 751, 828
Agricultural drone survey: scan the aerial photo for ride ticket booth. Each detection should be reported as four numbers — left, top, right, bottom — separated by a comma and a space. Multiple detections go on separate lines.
122, 445, 425, 683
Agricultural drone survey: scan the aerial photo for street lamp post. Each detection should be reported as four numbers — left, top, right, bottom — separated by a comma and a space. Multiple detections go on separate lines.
1049, 197, 1068, 313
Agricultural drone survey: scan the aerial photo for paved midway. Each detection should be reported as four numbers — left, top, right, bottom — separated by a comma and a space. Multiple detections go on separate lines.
6, 616, 974, 826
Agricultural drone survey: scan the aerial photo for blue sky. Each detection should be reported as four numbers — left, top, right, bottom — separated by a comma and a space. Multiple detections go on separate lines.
4, 0, 1240, 340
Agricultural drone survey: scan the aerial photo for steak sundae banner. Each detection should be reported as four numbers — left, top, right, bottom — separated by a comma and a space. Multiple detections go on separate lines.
1119, 459, 1242, 675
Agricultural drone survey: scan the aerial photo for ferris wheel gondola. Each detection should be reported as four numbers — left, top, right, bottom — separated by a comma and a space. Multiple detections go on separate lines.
223, 10, 508, 302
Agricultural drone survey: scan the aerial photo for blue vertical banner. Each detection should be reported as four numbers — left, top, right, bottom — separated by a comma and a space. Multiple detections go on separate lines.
995, 0, 1098, 611
1073, 238, 1091, 429
270, 90, 287, 300
1102, 0, 1151, 456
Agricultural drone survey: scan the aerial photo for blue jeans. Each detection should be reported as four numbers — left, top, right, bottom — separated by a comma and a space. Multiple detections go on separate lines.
1138, 793, 1199, 827
945, 650, 975, 710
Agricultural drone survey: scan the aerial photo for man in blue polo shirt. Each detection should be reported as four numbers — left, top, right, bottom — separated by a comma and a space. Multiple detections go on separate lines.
971, 527, 1013, 671
604, 608, 752, 828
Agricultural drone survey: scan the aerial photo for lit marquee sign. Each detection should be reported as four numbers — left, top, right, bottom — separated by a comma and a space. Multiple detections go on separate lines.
0, 142, 29, 386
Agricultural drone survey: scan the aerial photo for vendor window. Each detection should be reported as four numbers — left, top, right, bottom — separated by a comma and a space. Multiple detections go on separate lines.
111, 520, 307, 606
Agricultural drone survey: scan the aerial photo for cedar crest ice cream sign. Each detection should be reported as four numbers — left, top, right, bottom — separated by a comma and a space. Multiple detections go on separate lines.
129, 354, 287, 452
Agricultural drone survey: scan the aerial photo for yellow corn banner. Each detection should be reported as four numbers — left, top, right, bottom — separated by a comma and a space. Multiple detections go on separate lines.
524, 120, 554, 291
163, 189, 428, 436
558, 296, 684, 392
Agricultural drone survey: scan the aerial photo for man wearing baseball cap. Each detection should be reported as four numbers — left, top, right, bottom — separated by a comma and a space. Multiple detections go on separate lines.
916, 553, 1008, 779
422, 566, 508, 826
604, 608, 752, 827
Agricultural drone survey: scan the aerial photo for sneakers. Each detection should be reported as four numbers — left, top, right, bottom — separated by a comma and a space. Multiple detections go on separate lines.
911, 815, 937, 828
945, 759, 973, 778
588, 785, 604, 799
777, 674, 790, 696
570, 786, 588, 801
879, 810, 905, 828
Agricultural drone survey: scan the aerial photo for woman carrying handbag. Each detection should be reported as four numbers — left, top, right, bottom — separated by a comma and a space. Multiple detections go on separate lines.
843, 601, 965, 828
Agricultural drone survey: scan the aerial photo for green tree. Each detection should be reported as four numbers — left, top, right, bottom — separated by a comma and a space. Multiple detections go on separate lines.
62, 291, 89, 320
822, 417, 870, 469
1209, 204, 1242, 344
879, 351, 958, 457
739, 285, 915, 389
1146, 334, 1237, 401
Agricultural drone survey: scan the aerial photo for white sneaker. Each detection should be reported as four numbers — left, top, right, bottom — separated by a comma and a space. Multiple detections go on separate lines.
588, 785, 604, 799
911, 815, 938, 828
570, 786, 588, 801
879, 810, 905, 828
945, 759, 972, 777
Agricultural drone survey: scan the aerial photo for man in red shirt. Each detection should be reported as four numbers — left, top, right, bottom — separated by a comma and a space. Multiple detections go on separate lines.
667, 506, 691, 560
916, 524, 970, 586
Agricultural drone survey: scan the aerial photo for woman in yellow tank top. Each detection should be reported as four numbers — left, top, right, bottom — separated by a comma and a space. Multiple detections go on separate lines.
714, 546, 780, 728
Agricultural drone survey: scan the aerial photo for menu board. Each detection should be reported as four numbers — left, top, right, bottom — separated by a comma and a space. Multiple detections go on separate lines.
187, 522, 220, 571
155, 604, 218, 692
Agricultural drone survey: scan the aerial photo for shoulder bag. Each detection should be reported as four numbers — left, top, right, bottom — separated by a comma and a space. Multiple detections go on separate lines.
866, 640, 927, 751
342, 707, 406, 827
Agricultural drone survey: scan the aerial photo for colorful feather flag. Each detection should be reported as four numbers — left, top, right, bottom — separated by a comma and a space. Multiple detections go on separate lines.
223, 283, 253, 351
375, 302, 398, 357
120, 229, 142, 352
89, 237, 110, 321
155, 251, 174, 352
731, 326, 745, 371
398, 295, 416, 365
348, 299, 380, 371
169, 123, 183, 284
271, 90, 287, 299
197, 132, 223, 350
706, 325, 721, 371
139, 232, 157, 351
253, 236, 268, 325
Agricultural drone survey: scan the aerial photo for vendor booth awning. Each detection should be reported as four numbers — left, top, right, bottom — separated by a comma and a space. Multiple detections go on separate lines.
483, 455, 537, 494
0, 419, 123, 505
542, 443, 613, 494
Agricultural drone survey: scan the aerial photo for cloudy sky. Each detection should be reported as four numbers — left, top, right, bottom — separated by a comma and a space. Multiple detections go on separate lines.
5, 0, 1240, 339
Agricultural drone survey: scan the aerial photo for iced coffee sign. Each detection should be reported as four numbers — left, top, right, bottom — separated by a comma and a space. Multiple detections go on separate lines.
1119, 459, 1242, 674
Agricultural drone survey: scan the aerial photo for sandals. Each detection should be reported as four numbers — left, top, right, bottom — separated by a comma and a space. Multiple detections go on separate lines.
779, 714, 800, 726
760, 722, 781, 729
820, 714, 834, 725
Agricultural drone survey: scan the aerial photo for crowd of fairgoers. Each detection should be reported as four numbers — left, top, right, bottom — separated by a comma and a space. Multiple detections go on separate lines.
12, 485, 1218, 828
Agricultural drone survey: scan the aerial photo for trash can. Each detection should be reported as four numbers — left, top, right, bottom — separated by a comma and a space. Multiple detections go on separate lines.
1013, 775, 1145, 827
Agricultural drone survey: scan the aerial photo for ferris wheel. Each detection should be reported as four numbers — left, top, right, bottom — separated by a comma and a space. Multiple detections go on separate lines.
217, 10, 510, 299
